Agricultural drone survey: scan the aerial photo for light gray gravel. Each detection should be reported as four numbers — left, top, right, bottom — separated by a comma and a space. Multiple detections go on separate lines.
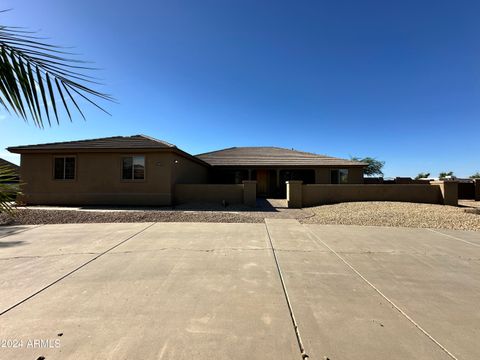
301, 201, 480, 231
1, 201, 479, 230
0, 209, 263, 225
0, 199, 313, 225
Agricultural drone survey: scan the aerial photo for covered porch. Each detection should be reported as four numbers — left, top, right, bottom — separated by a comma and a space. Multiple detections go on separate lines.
210, 167, 316, 198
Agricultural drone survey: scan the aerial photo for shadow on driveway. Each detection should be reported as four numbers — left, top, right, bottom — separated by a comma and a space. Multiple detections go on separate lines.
0, 240, 26, 248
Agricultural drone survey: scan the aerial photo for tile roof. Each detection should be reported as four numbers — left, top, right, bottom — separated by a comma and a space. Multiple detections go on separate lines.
196, 147, 367, 167
7, 135, 175, 152
0, 158, 20, 173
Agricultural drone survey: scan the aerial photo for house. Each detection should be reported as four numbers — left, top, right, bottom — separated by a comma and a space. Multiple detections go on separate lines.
7, 135, 209, 206
7, 135, 367, 205
197, 147, 365, 197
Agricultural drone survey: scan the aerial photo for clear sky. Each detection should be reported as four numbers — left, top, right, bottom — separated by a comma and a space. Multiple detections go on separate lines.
1, 0, 479, 177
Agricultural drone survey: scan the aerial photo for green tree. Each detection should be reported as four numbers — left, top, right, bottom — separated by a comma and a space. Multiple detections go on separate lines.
470, 172, 480, 179
0, 12, 112, 212
439, 171, 454, 179
415, 172, 430, 180
351, 157, 385, 177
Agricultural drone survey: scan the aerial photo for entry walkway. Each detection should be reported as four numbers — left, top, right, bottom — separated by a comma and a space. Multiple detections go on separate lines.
0, 221, 479, 359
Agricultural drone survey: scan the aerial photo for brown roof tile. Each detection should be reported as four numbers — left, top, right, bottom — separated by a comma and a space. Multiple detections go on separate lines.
7, 135, 175, 152
196, 147, 367, 167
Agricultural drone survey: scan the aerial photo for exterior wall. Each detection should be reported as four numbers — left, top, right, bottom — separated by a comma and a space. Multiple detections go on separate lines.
348, 167, 364, 184
174, 184, 244, 205
19, 152, 175, 206
474, 179, 480, 201
242, 181, 257, 207
430, 181, 458, 206
286, 181, 303, 208
314, 168, 330, 184
457, 181, 475, 199
300, 184, 444, 207
314, 167, 364, 184
171, 153, 209, 184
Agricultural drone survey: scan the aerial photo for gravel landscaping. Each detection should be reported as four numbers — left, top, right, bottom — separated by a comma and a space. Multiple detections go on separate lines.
1, 201, 479, 231
0, 208, 263, 225
301, 201, 480, 231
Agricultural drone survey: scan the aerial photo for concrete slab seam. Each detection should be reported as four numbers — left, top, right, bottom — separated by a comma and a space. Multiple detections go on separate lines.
304, 227, 459, 360
427, 228, 480, 248
0, 222, 156, 317
264, 221, 309, 360
0, 224, 44, 240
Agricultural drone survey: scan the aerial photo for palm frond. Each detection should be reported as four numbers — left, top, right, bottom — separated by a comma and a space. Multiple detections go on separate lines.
0, 164, 20, 214
0, 19, 113, 127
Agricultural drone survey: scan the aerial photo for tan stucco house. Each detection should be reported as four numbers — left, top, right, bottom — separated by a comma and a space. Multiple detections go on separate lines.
7, 135, 366, 205
197, 147, 365, 197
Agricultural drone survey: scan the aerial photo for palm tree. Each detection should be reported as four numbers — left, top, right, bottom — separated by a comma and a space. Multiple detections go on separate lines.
439, 171, 454, 179
0, 19, 112, 125
415, 172, 430, 180
0, 11, 112, 212
0, 163, 19, 213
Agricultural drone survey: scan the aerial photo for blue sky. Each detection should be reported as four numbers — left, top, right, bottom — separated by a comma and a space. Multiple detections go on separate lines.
1, 0, 479, 177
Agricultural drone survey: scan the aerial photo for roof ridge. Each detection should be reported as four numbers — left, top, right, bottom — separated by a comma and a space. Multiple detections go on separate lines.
195, 146, 238, 156
198, 146, 339, 159
137, 134, 176, 148
196, 146, 368, 166
7, 135, 134, 149
7, 134, 177, 152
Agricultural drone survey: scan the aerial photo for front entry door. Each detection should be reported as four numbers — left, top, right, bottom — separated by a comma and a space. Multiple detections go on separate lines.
256, 169, 268, 197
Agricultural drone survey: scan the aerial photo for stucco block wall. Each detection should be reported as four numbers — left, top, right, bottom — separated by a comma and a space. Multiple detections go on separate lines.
430, 181, 458, 206
242, 181, 257, 207
301, 184, 443, 207
19, 152, 174, 206
286, 181, 303, 208
174, 184, 244, 205
474, 180, 480, 201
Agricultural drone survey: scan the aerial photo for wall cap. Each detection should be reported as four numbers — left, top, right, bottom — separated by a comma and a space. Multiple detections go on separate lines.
286, 180, 303, 184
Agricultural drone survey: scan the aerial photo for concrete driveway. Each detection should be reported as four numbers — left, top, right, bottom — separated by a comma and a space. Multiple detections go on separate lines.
0, 221, 478, 359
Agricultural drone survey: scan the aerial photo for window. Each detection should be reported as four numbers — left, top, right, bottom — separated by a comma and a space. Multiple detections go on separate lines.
122, 156, 145, 180
54, 157, 76, 180
331, 169, 348, 184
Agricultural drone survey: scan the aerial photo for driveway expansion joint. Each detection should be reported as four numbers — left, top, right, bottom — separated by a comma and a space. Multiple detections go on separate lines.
264, 221, 310, 360
428, 228, 480, 248
0, 222, 157, 316
305, 226, 460, 360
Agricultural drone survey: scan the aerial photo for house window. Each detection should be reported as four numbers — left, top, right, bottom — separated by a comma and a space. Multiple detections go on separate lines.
122, 156, 145, 180
54, 156, 76, 180
331, 169, 348, 184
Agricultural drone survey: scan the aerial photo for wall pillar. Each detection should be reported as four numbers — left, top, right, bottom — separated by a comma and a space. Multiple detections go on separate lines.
431, 181, 458, 206
286, 180, 303, 208
242, 180, 257, 207
474, 179, 480, 201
